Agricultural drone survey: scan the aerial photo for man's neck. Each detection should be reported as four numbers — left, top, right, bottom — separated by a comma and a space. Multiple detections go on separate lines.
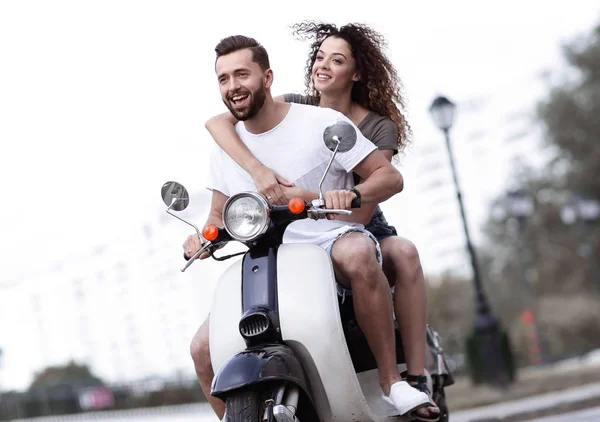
244, 97, 291, 135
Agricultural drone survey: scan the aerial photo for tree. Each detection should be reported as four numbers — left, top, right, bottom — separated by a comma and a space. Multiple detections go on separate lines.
29, 361, 104, 390
537, 22, 600, 197
474, 20, 600, 363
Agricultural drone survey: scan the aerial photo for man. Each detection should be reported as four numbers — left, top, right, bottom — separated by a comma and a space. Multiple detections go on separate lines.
184, 35, 430, 419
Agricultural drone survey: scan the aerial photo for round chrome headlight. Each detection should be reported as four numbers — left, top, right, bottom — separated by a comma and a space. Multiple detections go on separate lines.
223, 192, 270, 242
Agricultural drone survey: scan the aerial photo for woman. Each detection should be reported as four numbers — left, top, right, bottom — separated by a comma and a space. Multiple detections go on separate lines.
203, 22, 439, 421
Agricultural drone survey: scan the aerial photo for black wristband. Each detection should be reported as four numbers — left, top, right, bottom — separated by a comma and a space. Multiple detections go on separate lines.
345, 187, 361, 208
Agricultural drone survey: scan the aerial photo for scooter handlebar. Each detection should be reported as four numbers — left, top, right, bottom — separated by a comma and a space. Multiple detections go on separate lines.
181, 242, 215, 272
308, 208, 353, 219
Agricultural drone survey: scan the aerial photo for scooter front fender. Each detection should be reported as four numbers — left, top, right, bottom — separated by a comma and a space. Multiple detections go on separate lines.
211, 344, 309, 397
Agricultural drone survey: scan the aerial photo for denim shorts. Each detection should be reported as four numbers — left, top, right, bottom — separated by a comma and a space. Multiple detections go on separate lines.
323, 227, 383, 301
365, 205, 398, 241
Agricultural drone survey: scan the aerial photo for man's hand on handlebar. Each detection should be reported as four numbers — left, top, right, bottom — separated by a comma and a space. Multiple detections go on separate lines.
183, 234, 212, 260
324, 189, 358, 220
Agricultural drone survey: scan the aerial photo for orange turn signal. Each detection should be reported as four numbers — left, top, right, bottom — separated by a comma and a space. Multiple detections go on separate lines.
202, 224, 219, 241
288, 197, 306, 215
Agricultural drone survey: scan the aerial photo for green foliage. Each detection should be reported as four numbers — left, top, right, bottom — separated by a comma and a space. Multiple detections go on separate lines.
29, 361, 104, 390
537, 22, 600, 197
480, 19, 600, 363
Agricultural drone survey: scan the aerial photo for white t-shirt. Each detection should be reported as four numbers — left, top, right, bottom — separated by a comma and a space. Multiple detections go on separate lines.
206, 103, 377, 249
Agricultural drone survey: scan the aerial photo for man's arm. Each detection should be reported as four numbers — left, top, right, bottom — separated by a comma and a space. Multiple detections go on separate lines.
341, 149, 398, 224
353, 149, 403, 203
278, 149, 400, 225
204, 189, 228, 228
322, 149, 402, 225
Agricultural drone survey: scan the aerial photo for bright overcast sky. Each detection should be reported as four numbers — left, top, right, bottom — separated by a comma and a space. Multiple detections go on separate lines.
1, 0, 599, 389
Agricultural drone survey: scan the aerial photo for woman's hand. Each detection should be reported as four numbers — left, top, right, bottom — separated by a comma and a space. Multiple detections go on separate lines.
251, 165, 294, 205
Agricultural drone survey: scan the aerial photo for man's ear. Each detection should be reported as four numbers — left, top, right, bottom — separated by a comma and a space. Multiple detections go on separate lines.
264, 69, 274, 89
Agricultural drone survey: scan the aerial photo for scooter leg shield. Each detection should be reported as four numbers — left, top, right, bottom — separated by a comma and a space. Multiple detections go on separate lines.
276, 244, 382, 421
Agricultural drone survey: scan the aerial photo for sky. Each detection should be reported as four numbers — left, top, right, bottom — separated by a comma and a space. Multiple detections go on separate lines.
1, 0, 600, 390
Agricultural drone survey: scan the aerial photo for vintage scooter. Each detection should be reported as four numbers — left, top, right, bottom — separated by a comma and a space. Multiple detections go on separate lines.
161, 121, 454, 421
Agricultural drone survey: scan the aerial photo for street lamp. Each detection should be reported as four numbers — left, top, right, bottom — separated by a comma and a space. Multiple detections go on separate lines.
429, 96, 456, 132
429, 95, 513, 387
491, 189, 545, 365
560, 193, 600, 291
560, 194, 600, 226
491, 190, 534, 228
0, 347, 3, 393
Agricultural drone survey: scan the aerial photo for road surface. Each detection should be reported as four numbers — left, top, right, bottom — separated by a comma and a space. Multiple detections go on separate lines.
527, 405, 600, 421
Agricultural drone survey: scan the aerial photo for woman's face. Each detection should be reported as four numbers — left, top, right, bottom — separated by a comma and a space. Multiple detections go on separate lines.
312, 36, 358, 94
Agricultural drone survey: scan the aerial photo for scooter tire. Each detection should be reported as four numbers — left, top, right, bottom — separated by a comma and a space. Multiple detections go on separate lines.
433, 389, 449, 422
224, 387, 277, 422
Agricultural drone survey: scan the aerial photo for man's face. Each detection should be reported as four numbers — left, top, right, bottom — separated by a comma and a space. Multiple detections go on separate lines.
216, 49, 267, 121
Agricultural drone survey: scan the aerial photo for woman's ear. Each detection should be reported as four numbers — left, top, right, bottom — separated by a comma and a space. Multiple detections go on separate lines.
352, 72, 360, 82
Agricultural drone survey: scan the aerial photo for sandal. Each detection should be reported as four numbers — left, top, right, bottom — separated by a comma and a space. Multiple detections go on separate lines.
381, 380, 430, 416
406, 374, 440, 422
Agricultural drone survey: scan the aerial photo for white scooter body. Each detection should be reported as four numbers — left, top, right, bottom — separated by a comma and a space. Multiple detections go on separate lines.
210, 243, 413, 422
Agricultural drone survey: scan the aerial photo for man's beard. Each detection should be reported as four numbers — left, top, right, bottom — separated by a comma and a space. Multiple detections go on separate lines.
224, 83, 266, 121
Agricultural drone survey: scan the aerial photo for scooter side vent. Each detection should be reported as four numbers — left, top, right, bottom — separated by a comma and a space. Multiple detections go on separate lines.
239, 313, 270, 337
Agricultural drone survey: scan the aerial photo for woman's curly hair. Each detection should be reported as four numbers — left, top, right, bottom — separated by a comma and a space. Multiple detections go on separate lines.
291, 21, 412, 151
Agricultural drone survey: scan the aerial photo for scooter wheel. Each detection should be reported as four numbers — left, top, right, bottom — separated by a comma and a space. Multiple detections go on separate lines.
433, 389, 449, 422
224, 387, 277, 422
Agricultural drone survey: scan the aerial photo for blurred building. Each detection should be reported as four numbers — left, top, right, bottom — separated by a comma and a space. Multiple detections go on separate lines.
0, 190, 219, 390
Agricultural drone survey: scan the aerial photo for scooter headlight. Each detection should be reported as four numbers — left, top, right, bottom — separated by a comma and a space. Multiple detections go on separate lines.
223, 192, 270, 242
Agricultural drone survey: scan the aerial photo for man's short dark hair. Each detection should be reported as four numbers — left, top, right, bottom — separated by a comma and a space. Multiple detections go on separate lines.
215, 35, 270, 71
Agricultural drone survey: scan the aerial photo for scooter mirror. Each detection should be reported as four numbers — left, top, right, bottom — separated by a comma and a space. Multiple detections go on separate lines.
323, 121, 357, 152
161, 181, 190, 211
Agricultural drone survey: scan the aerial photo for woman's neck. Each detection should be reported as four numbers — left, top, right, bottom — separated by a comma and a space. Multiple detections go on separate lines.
319, 91, 353, 116
319, 91, 367, 127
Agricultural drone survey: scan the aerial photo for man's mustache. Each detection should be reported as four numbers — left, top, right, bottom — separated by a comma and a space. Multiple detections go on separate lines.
227, 90, 251, 101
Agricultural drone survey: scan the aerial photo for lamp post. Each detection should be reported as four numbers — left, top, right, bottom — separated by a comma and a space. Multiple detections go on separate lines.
491, 189, 545, 365
560, 193, 600, 291
429, 95, 513, 386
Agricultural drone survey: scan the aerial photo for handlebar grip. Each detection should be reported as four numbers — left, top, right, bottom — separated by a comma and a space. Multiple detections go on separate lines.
183, 245, 209, 261
181, 242, 214, 272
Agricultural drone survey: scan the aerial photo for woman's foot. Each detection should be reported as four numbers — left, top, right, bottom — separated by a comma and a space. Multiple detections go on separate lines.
381, 380, 430, 416
406, 374, 440, 422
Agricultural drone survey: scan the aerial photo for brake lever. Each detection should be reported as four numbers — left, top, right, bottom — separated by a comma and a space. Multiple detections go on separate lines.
181, 242, 213, 272
308, 208, 353, 220
320, 209, 353, 215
